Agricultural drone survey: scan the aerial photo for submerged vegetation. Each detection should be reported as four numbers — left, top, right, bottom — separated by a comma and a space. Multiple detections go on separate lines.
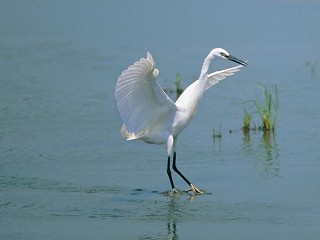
253, 83, 279, 132
306, 59, 318, 79
242, 108, 252, 132
212, 124, 222, 139
174, 74, 184, 98
242, 82, 279, 133
164, 73, 185, 100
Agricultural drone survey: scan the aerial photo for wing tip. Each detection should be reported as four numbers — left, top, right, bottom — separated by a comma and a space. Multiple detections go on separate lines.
146, 51, 154, 65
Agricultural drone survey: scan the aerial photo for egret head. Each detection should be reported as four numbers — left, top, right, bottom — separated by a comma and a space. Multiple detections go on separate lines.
214, 48, 247, 66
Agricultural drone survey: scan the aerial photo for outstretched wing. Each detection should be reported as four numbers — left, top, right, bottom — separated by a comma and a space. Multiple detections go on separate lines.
114, 52, 177, 139
205, 65, 244, 91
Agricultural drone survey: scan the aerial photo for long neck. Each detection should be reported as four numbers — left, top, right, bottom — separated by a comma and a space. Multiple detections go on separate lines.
173, 51, 216, 135
175, 53, 215, 109
200, 53, 214, 80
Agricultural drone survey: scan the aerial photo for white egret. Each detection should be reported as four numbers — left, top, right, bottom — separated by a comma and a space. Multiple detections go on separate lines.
114, 48, 247, 194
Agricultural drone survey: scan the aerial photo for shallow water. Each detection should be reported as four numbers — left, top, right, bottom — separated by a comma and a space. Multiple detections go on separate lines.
1, 1, 320, 239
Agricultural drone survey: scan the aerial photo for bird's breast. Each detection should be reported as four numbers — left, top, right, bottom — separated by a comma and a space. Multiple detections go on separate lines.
171, 107, 197, 137
172, 80, 205, 137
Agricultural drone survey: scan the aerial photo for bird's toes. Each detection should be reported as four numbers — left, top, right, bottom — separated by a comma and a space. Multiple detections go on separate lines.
163, 188, 182, 197
185, 184, 206, 195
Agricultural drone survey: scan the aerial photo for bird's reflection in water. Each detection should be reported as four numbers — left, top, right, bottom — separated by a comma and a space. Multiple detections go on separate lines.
164, 191, 202, 240
167, 221, 178, 240
166, 197, 180, 240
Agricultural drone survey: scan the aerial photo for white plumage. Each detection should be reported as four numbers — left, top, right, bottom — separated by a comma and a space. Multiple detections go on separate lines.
114, 48, 247, 194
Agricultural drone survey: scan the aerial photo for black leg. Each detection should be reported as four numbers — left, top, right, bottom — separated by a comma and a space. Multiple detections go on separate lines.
167, 156, 175, 189
172, 152, 191, 186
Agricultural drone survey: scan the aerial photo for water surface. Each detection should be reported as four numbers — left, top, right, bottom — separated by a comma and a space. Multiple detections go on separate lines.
1, 1, 320, 239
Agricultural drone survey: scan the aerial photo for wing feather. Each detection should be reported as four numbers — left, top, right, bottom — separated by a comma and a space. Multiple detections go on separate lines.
114, 52, 177, 139
205, 65, 244, 91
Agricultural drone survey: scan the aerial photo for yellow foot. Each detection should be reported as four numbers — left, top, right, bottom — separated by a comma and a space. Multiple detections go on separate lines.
185, 184, 205, 194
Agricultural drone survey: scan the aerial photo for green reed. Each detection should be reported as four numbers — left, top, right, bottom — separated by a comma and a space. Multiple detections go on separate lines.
253, 83, 279, 132
242, 108, 252, 132
174, 73, 184, 98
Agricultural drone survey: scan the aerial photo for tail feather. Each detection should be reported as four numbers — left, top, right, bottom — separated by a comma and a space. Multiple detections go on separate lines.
120, 124, 143, 140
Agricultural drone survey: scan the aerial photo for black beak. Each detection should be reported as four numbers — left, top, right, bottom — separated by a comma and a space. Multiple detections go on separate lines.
227, 55, 247, 66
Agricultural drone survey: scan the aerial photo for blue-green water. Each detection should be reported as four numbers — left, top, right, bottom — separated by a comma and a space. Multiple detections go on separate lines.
1, 1, 320, 239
